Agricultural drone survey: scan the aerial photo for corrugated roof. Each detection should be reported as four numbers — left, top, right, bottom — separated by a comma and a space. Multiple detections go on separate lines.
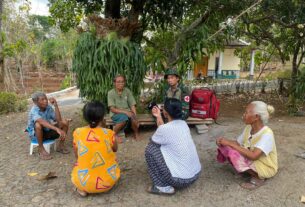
225, 39, 250, 47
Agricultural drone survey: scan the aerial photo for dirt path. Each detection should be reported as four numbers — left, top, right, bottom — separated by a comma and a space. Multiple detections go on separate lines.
0, 94, 304, 207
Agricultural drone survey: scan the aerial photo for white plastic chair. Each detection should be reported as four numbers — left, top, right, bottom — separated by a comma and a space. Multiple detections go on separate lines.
30, 139, 56, 155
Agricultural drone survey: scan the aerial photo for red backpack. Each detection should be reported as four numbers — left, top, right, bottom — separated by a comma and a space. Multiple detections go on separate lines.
190, 88, 220, 119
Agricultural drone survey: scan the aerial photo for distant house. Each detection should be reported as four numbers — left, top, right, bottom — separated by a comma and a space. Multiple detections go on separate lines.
191, 40, 250, 79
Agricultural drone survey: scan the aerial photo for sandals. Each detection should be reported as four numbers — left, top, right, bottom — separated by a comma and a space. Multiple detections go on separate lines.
240, 177, 265, 190
38, 152, 53, 160
147, 185, 175, 195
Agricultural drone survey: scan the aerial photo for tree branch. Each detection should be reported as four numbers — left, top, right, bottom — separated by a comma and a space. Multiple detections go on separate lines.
244, 22, 287, 63
169, 9, 212, 66
182, 9, 211, 35
242, 14, 273, 24
297, 49, 305, 70
243, 13, 297, 28
269, 16, 298, 28
170, 17, 183, 29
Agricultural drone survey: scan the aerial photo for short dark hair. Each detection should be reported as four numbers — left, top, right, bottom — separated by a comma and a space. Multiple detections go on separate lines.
164, 98, 182, 120
113, 74, 126, 82
83, 101, 105, 128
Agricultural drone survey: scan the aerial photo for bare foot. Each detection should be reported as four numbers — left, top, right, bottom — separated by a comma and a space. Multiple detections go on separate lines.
134, 133, 141, 141
115, 135, 124, 144
75, 188, 87, 197
38, 148, 53, 160
57, 141, 70, 154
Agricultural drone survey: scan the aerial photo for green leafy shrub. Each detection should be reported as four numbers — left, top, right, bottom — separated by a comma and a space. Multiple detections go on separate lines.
294, 67, 305, 99
60, 74, 72, 89
72, 32, 147, 104
41, 38, 66, 67
289, 67, 305, 112
0, 92, 28, 114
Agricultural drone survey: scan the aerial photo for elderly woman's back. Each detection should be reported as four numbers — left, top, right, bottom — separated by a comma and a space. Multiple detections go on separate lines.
152, 119, 201, 179
145, 98, 201, 195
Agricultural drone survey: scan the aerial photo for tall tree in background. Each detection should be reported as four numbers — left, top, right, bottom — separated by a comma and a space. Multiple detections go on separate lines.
0, 1, 78, 93
0, 0, 4, 84
49, 0, 253, 102
236, 0, 305, 111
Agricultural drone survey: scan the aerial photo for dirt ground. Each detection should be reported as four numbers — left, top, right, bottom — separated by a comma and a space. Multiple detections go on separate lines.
0, 93, 305, 207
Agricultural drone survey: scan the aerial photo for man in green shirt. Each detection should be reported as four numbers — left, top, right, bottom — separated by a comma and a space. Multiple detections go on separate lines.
163, 69, 190, 120
108, 75, 139, 142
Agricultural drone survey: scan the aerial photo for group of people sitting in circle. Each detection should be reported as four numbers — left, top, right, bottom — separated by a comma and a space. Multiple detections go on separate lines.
26, 69, 278, 196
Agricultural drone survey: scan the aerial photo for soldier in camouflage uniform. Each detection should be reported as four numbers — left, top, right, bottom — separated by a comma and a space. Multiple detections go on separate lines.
163, 69, 190, 120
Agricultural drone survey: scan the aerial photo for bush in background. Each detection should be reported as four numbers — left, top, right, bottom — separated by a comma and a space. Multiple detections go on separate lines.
0, 92, 28, 114
60, 74, 72, 90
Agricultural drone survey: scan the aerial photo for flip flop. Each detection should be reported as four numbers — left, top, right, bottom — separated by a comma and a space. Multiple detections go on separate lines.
147, 185, 175, 196
38, 152, 53, 160
240, 177, 265, 190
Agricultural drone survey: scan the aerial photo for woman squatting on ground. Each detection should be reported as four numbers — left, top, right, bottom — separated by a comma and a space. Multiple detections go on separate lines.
145, 98, 201, 195
71, 101, 120, 197
216, 101, 278, 190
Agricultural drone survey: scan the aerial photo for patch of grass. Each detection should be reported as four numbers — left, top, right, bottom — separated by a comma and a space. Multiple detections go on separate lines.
264, 69, 291, 81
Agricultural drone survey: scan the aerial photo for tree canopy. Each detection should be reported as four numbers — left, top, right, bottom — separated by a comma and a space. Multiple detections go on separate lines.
49, 0, 305, 109
49, 0, 255, 71
48, 0, 258, 103
235, 0, 305, 110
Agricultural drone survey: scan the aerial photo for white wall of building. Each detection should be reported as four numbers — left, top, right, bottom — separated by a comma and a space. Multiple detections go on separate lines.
208, 49, 240, 71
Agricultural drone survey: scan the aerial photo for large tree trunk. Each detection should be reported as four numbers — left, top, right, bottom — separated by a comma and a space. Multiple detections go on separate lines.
0, 0, 4, 84
129, 0, 146, 43
289, 45, 300, 112
105, 0, 121, 19
129, 0, 145, 22
291, 45, 299, 90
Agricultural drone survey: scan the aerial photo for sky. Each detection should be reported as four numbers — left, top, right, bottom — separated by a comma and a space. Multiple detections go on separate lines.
17, 0, 50, 16
30, 0, 49, 15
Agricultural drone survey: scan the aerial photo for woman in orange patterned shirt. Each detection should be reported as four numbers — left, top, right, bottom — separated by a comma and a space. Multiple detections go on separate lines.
71, 101, 120, 197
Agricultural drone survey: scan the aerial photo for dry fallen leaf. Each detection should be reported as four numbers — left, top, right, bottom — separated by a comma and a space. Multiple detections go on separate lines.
28, 172, 38, 176
37, 172, 57, 181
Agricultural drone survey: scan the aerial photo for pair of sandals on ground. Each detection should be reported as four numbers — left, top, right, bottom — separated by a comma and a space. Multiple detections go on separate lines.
147, 174, 265, 196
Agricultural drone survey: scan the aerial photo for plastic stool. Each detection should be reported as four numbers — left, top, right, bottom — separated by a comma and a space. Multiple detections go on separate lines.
30, 139, 57, 155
